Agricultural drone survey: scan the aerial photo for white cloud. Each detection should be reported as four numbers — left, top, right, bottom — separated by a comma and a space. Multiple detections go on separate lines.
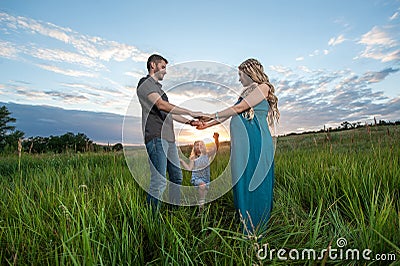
269, 65, 293, 75
0, 40, 18, 59
37, 64, 97, 77
328, 34, 346, 46
0, 12, 150, 63
29, 47, 105, 70
298, 66, 311, 73
61, 82, 126, 98
309, 50, 320, 57
125, 71, 146, 80
359, 26, 396, 47
358, 26, 400, 62
295, 57, 304, 61
358, 49, 400, 63
272, 65, 400, 134
390, 11, 399, 21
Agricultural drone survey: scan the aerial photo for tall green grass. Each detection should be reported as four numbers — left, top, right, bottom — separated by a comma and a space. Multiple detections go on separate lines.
0, 125, 399, 265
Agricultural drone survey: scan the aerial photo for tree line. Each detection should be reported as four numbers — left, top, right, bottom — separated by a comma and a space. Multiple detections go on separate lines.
285, 118, 400, 137
0, 105, 122, 154
2, 105, 399, 153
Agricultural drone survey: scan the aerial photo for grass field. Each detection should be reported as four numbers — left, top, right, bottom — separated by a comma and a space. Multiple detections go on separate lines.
0, 125, 399, 265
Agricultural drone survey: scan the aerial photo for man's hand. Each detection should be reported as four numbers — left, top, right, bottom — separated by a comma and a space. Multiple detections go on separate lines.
189, 120, 204, 127
196, 123, 209, 130
190, 111, 206, 119
197, 113, 213, 122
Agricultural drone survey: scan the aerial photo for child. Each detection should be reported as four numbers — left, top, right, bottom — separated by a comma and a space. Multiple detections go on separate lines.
180, 140, 214, 210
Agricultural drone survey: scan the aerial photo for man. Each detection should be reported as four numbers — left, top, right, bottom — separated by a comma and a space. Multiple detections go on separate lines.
137, 54, 203, 209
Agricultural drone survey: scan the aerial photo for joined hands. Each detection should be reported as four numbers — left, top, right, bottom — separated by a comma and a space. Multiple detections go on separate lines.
189, 112, 214, 130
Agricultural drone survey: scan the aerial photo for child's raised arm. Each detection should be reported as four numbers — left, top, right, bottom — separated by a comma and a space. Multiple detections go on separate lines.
179, 158, 194, 171
206, 144, 217, 158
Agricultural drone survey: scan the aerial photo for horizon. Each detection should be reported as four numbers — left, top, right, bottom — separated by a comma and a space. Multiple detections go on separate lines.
4, 100, 398, 147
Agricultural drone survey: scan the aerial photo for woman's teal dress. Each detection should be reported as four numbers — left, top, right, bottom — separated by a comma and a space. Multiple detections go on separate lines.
230, 98, 274, 234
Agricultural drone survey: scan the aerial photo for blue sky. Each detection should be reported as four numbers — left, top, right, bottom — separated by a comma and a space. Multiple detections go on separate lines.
1, 0, 399, 144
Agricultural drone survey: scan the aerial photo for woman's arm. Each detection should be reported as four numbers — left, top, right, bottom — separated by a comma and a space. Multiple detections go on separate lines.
213, 83, 270, 120
200, 83, 270, 124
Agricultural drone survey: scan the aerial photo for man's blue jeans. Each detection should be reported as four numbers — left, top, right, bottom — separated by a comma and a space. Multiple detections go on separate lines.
145, 138, 183, 209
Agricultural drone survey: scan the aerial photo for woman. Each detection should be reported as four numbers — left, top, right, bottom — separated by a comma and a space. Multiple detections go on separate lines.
198, 58, 279, 234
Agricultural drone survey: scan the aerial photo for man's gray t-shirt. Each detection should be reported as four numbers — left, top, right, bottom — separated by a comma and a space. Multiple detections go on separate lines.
137, 75, 175, 144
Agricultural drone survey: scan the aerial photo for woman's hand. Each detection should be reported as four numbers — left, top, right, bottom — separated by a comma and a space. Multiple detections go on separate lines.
196, 123, 209, 130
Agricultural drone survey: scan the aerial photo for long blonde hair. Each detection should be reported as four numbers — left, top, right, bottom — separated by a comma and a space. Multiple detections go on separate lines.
238, 58, 280, 123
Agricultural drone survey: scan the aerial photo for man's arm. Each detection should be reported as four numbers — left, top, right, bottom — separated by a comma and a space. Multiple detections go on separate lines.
171, 114, 204, 127
147, 93, 203, 117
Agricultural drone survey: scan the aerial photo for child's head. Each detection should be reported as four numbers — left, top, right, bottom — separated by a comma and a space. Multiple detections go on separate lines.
192, 140, 207, 157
